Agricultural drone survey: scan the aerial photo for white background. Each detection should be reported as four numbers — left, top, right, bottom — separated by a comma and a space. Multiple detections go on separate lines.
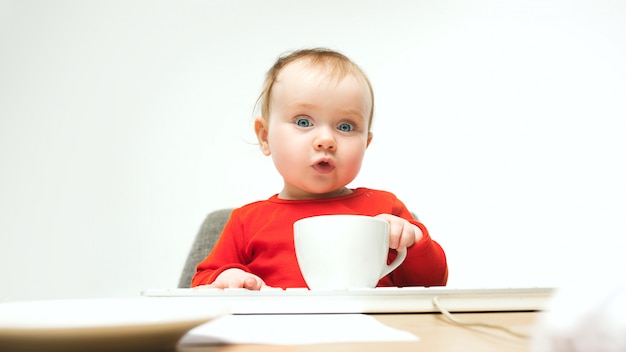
1, 0, 625, 301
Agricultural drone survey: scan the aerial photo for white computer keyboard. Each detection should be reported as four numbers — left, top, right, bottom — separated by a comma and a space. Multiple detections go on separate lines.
141, 286, 554, 314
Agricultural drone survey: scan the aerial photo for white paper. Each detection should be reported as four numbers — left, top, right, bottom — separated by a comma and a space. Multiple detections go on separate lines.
179, 314, 419, 345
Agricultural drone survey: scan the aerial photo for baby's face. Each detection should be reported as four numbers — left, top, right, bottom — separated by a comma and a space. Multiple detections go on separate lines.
263, 60, 373, 200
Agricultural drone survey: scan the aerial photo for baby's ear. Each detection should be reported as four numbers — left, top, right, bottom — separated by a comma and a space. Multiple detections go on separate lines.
254, 117, 271, 156
366, 132, 373, 148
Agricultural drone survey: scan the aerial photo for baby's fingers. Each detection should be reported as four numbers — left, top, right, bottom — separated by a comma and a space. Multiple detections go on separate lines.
242, 277, 264, 290
204, 281, 230, 289
387, 221, 404, 250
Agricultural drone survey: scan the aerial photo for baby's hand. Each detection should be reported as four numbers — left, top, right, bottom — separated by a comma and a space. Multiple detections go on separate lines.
205, 268, 268, 290
374, 214, 423, 252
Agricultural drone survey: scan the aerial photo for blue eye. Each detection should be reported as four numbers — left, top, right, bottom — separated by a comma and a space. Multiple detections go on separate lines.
295, 117, 312, 128
337, 122, 355, 132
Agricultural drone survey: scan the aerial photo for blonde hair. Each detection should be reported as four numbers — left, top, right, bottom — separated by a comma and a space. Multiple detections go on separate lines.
256, 48, 375, 130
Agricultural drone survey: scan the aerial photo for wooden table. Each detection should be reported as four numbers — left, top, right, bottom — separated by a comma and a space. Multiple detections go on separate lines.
178, 311, 542, 352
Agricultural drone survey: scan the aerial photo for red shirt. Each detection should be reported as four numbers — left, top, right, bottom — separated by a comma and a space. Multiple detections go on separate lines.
191, 188, 448, 288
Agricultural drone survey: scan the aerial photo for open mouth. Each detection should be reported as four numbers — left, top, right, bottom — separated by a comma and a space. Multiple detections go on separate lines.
312, 160, 335, 173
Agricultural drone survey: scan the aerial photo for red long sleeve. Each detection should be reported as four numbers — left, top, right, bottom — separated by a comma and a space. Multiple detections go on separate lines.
191, 188, 447, 288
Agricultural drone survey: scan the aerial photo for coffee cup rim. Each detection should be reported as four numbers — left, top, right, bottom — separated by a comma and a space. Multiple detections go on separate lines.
294, 214, 388, 226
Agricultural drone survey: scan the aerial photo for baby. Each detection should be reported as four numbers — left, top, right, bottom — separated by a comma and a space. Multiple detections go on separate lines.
191, 48, 448, 289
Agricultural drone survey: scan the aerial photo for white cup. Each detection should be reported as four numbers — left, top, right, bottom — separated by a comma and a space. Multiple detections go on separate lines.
293, 214, 407, 290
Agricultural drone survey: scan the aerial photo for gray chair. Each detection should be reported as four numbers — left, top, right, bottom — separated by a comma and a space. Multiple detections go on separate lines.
178, 208, 234, 288
178, 208, 418, 288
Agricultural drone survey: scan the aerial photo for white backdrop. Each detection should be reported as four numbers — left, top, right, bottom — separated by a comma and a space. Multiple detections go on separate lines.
1, 0, 625, 301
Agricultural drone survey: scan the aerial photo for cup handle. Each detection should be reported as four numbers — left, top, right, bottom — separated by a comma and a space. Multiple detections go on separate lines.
380, 248, 407, 278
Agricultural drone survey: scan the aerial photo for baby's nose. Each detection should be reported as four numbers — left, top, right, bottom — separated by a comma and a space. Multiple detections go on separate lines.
314, 129, 336, 150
